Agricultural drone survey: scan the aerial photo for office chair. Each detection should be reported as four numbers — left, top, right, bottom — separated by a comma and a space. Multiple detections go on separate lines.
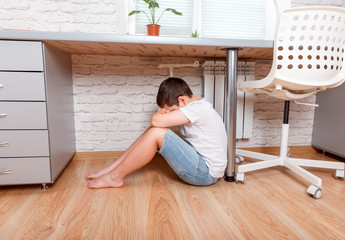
235, 6, 345, 199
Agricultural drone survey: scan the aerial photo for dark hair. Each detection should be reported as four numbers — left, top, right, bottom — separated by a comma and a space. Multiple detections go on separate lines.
156, 77, 193, 107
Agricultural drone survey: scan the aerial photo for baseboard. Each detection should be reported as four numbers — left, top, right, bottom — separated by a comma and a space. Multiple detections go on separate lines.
73, 151, 125, 161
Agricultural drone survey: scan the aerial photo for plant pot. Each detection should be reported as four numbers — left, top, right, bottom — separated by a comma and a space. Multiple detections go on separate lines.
147, 24, 160, 36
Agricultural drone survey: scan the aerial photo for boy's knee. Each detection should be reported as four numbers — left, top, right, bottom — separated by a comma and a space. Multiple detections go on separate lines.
149, 127, 169, 148
149, 126, 169, 136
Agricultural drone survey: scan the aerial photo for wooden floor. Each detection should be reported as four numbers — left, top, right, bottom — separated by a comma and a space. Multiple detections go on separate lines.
1, 146, 345, 240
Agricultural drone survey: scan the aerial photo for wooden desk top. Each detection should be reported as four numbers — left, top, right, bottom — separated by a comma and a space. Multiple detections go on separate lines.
0, 30, 273, 59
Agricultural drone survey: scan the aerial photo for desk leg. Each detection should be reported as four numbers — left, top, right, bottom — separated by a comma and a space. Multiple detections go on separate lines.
222, 48, 240, 182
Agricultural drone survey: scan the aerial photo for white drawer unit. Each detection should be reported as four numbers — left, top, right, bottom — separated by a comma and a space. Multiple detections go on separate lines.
0, 102, 47, 129
0, 72, 46, 101
0, 40, 76, 189
0, 41, 44, 71
0, 158, 50, 184
0, 130, 50, 157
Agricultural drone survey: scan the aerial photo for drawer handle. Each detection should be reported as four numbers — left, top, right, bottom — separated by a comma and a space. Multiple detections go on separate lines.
0, 142, 9, 147
0, 113, 7, 118
0, 169, 12, 175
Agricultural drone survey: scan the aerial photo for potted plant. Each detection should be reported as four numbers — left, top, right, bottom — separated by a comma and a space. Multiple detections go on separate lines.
191, 30, 199, 38
128, 0, 182, 36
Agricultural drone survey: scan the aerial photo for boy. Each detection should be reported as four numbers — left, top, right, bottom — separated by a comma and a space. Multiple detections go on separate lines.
87, 77, 227, 188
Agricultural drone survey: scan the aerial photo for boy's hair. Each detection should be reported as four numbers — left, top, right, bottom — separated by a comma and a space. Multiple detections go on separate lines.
156, 77, 193, 107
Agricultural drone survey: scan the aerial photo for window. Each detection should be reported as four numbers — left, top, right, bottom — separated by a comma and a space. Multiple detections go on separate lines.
201, 0, 266, 39
132, 0, 194, 36
127, 0, 291, 40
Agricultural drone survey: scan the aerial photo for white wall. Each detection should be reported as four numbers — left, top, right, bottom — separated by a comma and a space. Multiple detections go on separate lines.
72, 55, 202, 151
0, 0, 344, 151
0, 0, 126, 33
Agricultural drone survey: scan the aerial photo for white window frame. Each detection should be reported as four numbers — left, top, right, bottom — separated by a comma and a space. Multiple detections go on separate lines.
126, 0, 137, 34
192, 0, 201, 35
265, 0, 292, 39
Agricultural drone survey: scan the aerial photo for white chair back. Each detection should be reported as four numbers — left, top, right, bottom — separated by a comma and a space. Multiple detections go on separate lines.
272, 7, 345, 90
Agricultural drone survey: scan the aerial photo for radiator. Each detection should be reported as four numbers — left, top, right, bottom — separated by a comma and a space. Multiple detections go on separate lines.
203, 60, 255, 139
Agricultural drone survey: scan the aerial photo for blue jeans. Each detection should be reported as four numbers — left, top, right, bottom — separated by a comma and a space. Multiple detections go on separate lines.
158, 130, 219, 186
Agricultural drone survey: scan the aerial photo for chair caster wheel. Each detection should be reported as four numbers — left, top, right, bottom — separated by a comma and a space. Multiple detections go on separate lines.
334, 169, 345, 180
307, 185, 322, 199
235, 155, 244, 164
235, 173, 245, 184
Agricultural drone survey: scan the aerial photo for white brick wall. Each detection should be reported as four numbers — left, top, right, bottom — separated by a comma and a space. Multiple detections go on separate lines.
72, 55, 203, 151
0, 0, 125, 33
1, 0, 344, 151
72, 56, 316, 151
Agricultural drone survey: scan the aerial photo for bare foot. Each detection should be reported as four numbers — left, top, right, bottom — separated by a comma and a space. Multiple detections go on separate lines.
86, 160, 121, 179
87, 172, 124, 189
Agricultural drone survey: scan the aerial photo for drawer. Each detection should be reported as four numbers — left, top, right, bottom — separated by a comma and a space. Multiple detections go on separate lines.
0, 130, 49, 157
0, 41, 44, 71
0, 72, 46, 101
0, 102, 47, 129
0, 157, 50, 184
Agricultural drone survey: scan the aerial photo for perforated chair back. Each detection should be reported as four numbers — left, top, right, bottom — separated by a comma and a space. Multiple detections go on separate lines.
240, 7, 345, 99
273, 7, 345, 90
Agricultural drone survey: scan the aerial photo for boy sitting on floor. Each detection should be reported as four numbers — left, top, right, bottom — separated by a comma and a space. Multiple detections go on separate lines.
87, 77, 227, 188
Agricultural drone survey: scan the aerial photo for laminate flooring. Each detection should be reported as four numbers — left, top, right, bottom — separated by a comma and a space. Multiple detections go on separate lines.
1, 146, 345, 240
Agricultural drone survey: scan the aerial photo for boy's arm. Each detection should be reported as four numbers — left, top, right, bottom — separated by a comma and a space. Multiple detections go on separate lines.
151, 109, 190, 128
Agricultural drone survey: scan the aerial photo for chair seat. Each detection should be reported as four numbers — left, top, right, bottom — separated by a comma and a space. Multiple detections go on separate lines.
240, 85, 323, 100
239, 75, 344, 100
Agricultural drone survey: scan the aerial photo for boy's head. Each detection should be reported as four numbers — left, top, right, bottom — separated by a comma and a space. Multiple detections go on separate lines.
156, 77, 193, 108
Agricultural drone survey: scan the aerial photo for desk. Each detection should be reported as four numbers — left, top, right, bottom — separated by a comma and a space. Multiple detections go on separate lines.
0, 30, 273, 181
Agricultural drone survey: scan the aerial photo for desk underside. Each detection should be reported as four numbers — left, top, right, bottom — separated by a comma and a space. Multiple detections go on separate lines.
46, 40, 273, 60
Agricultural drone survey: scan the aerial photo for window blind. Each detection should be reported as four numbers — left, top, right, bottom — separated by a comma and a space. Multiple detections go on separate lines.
131, 0, 289, 38
201, 0, 266, 39
135, 0, 193, 36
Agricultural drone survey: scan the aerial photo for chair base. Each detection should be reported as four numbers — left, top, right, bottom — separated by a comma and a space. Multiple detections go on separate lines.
236, 148, 345, 199
236, 101, 345, 199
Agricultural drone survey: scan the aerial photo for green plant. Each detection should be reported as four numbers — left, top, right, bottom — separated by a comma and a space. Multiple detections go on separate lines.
128, 0, 182, 25
191, 30, 199, 38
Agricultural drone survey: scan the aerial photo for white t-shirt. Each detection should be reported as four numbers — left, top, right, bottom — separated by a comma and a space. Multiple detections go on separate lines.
179, 99, 227, 178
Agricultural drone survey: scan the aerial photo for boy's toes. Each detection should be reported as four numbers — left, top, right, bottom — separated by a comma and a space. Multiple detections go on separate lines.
87, 179, 96, 188
86, 173, 96, 179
